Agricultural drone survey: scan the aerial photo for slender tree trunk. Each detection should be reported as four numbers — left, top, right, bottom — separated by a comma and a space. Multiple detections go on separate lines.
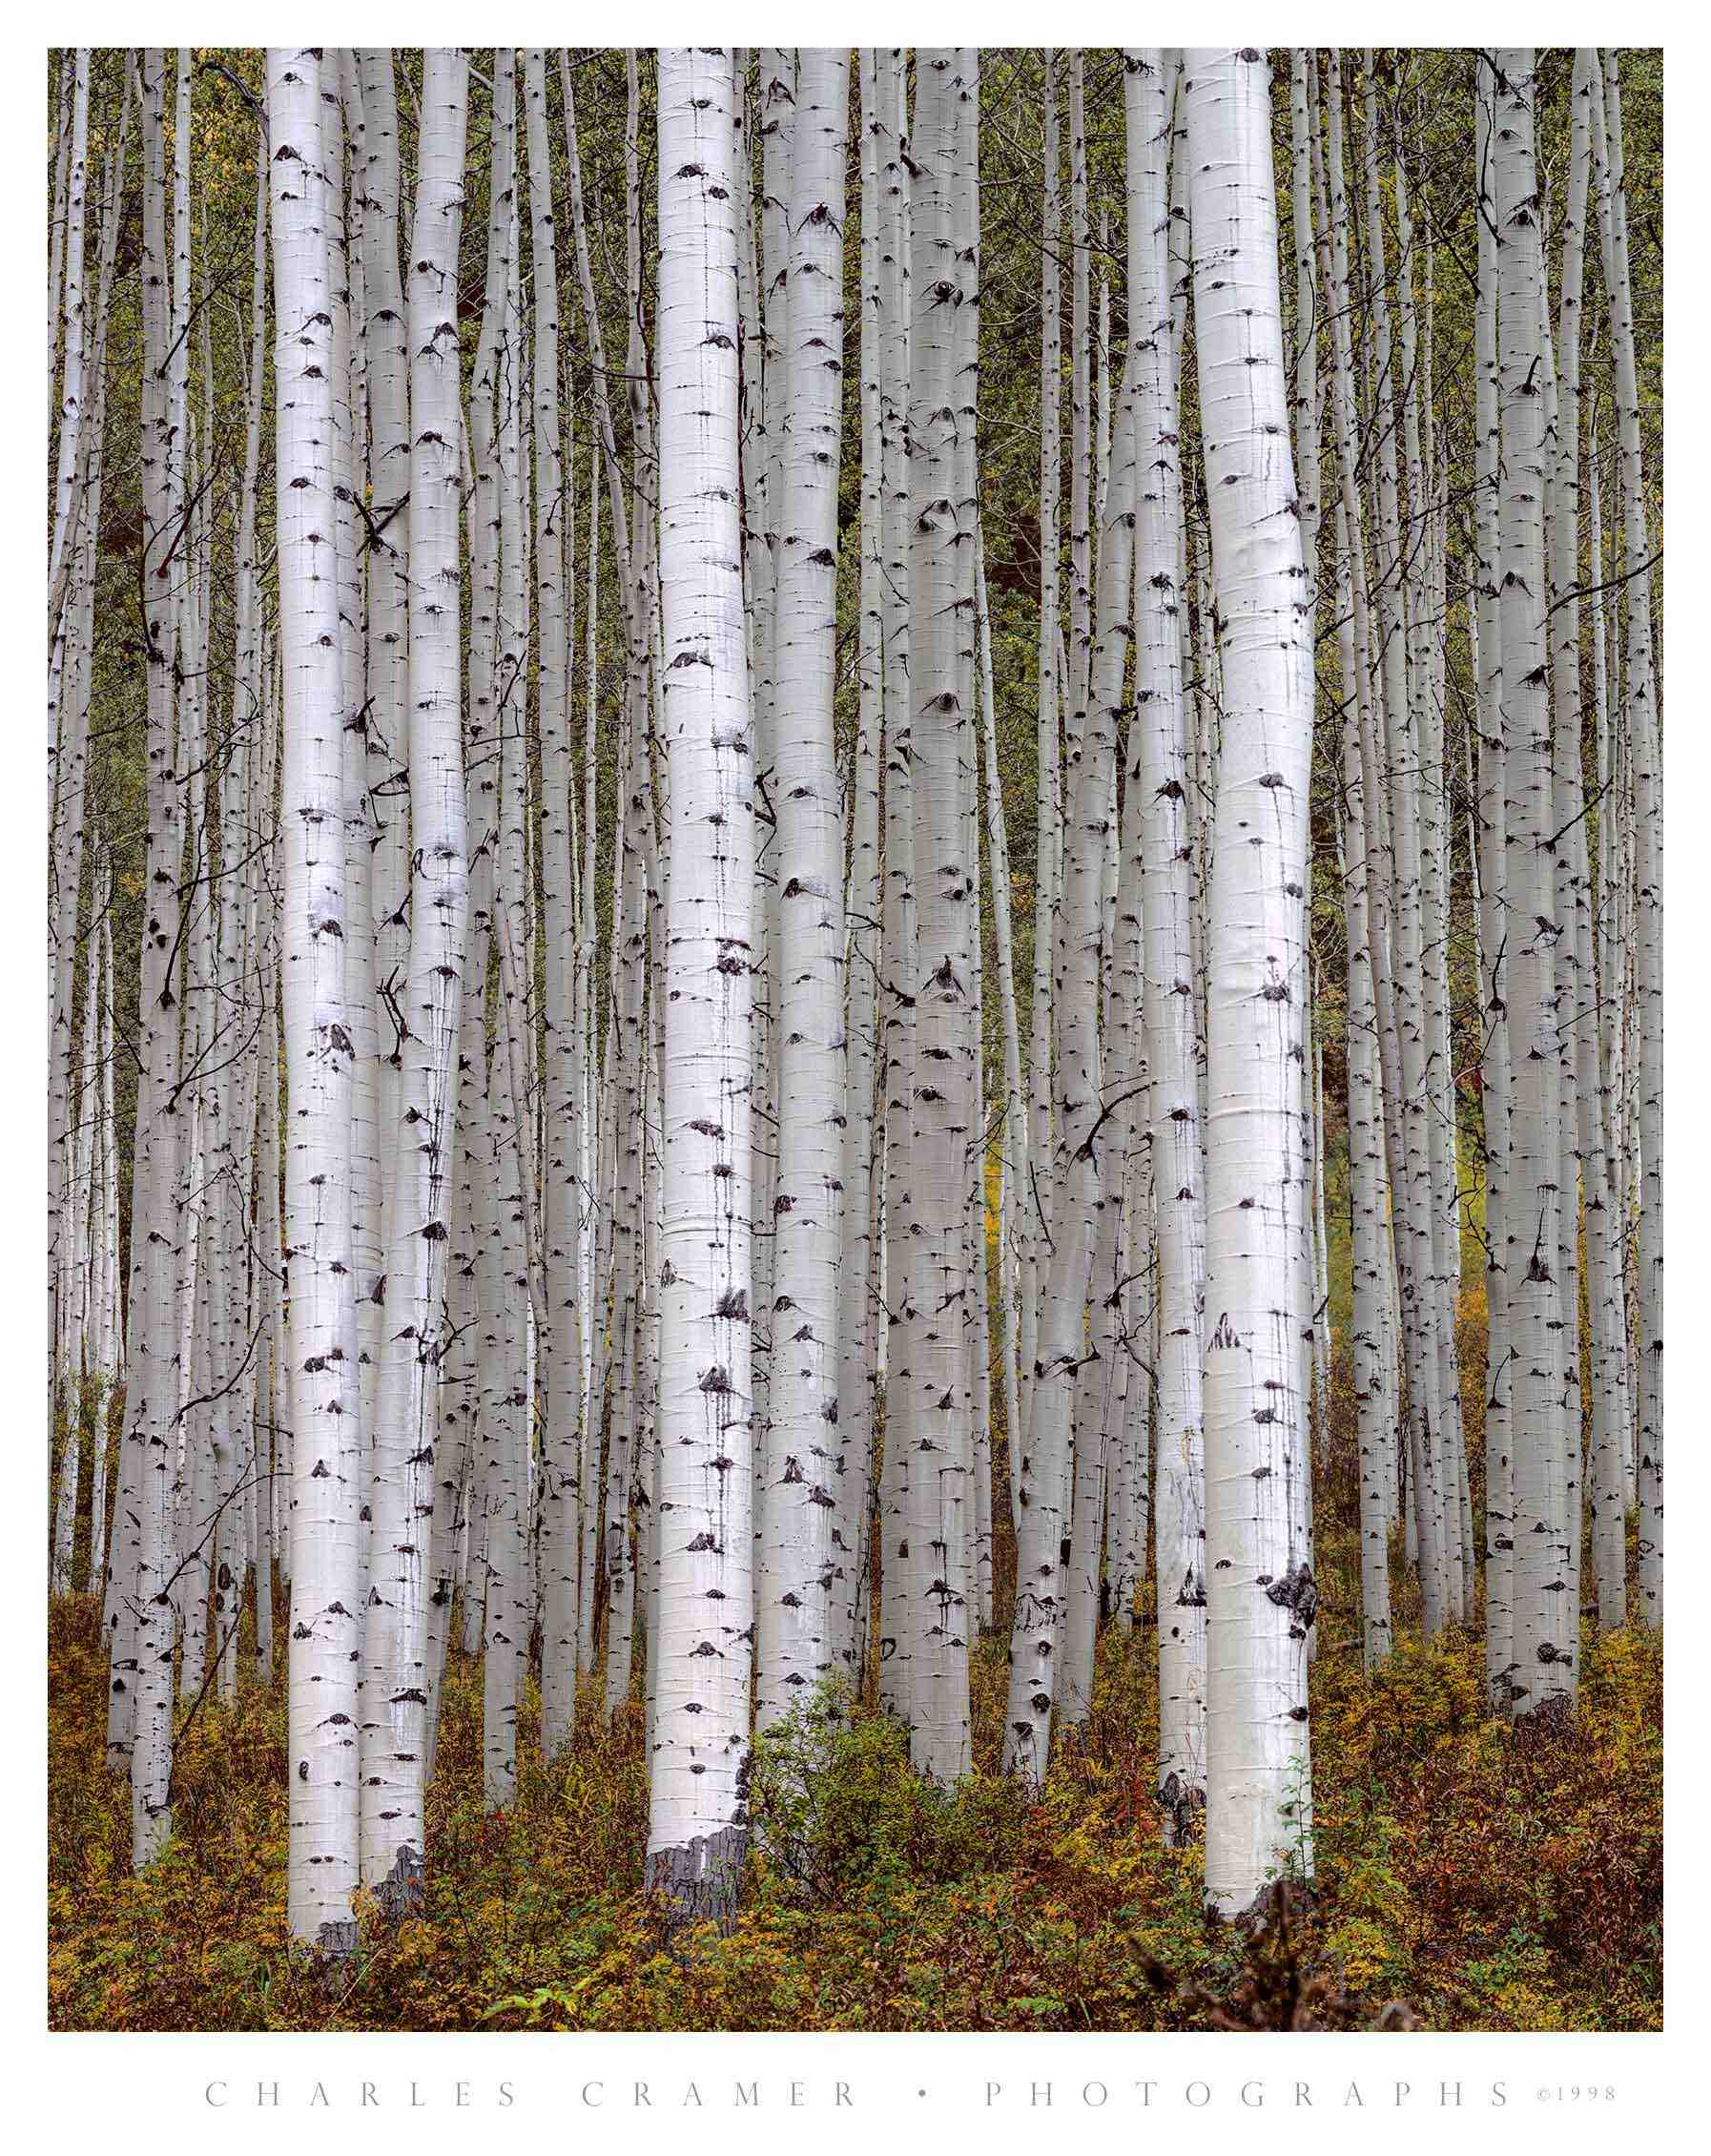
1598, 51, 1661, 1625
1186, 46, 1316, 1919
361, 45, 468, 1905
645, 45, 756, 1925
757, 48, 851, 1731
1495, 48, 1573, 1722
1127, 48, 1209, 1826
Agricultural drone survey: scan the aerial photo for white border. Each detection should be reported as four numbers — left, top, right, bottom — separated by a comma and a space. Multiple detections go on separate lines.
8, 14, 1704, 2149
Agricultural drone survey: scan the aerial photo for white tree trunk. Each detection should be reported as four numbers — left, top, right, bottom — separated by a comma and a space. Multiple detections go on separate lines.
269, 44, 361, 1952
1126, 48, 1208, 1830
1598, 51, 1662, 1624
645, 45, 756, 1925
756, 48, 851, 1731
361, 44, 468, 1907
1494, 49, 1572, 1722
1186, 46, 1316, 1920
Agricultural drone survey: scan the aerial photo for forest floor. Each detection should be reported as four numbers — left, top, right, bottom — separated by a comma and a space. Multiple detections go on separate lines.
49, 1316, 1661, 2033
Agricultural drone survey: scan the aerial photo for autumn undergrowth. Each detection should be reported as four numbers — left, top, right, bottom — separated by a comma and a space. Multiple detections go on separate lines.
49, 1304, 1661, 2034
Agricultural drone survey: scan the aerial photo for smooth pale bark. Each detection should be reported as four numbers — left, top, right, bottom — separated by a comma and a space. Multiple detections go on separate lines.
748, 51, 794, 1555
1471, 62, 1515, 1702
835, 53, 885, 1677
90, 880, 119, 1588
1065, 52, 1092, 739
1391, 103, 1466, 1622
646, 46, 756, 1926
1126, 48, 1207, 1831
522, 45, 585, 1759
1000, 374, 1137, 1779
899, 50, 979, 1782
1354, 57, 1450, 1635
270, 46, 361, 1953
1583, 312, 1632, 1627
1333, 489, 1394, 1672
1186, 47, 1316, 1920
576, 458, 604, 1673
355, 49, 412, 1245
361, 45, 468, 1906
47, 53, 95, 1422
47, 50, 89, 653
113, 47, 182, 1841
1060, 376, 1141, 1731
1021, 52, 1062, 1435
1599, 52, 1662, 1625
1547, 54, 1627, 1648
1494, 50, 1572, 1722
324, 50, 384, 1767
484, 55, 534, 1795
757, 49, 851, 1731
875, 45, 917, 1724
975, 528, 1026, 1538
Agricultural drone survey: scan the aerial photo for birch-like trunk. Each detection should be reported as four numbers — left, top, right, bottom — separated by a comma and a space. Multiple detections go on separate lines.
757, 48, 851, 1731
269, 45, 361, 1952
113, 47, 183, 1844
1494, 49, 1572, 1721
646, 45, 756, 1925
1000, 355, 1136, 1781
1471, 61, 1515, 1701
361, 45, 468, 1906
1598, 51, 1662, 1625
835, 52, 886, 1677
1126, 48, 1208, 1829
1187, 46, 1316, 1919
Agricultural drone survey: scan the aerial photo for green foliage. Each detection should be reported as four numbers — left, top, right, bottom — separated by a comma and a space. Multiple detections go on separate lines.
50, 1546, 1661, 2031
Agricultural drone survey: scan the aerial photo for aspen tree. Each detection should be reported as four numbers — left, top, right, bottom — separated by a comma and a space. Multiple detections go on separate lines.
1186, 46, 1316, 1918
1060, 383, 1140, 1730
47, 55, 71, 432
1022, 53, 1062, 1429
113, 46, 184, 1841
325, 50, 383, 1663
89, 866, 120, 1591
750, 50, 795, 1519
835, 52, 886, 1674
1392, 99, 1466, 1612
52, 907, 102, 1592
268, 44, 364, 1949
1494, 49, 1572, 1718
1548, 52, 1630, 1642
1125, 48, 1207, 1826
876, 44, 918, 1722
1470, 58, 1515, 1700
1334, 490, 1395, 1672
46, 49, 89, 654
757, 48, 851, 1730
1353, 55, 1451, 1633
1001, 350, 1136, 1780
647, 44, 756, 1924
577, 454, 605, 1672
1065, 52, 1093, 732
47, 51, 93, 1417
897, 48, 981, 1780
483, 52, 534, 1793
1598, 52, 1661, 1624
521, 45, 586, 1758
975, 527, 1027, 1534
362, 45, 469, 1903
355, 49, 412, 1221
1530, 160, 1586, 1660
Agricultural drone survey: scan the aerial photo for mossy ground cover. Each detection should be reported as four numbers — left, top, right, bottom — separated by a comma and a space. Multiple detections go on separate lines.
49, 1302, 1660, 2035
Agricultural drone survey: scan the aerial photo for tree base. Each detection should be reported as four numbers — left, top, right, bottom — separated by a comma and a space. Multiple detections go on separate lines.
371, 1841, 424, 1925
644, 1824, 748, 1936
